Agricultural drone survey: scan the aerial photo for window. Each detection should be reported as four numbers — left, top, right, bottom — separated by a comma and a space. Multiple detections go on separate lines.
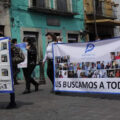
0, 25, 4, 36
33, 0, 45, 8
54, 0, 73, 12
57, 0, 67, 12
31, 0, 51, 9
67, 0, 72, 12
68, 34, 78, 43
95, 0, 103, 15
45, 0, 51, 9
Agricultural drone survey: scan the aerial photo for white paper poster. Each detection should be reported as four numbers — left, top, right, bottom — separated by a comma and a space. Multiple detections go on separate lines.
0, 37, 13, 93
16, 43, 27, 68
53, 37, 120, 94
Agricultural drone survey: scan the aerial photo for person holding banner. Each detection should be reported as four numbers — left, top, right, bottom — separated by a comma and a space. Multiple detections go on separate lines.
22, 38, 39, 94
7, 39, 25, 109
43, 33, 57, 92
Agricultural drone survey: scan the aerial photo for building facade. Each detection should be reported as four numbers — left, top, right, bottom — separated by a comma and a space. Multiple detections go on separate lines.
113, 0, 120, 37
9, 0, 85, 78
0, 0, 11, 36
83, 0, 120, 41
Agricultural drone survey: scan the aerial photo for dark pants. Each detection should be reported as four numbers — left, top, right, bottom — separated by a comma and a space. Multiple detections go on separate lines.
47, 60, 54, 85
12, 65, 19, 84
10, 92, 15, 104
9, 66, 16, 105
23, 65, 38, 90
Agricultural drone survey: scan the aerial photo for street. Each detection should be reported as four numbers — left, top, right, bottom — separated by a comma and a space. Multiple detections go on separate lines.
0, 0, 120, 120
0, 79, 120, 120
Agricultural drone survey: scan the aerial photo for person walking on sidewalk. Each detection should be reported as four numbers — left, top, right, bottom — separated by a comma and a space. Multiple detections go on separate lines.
23, 37, 39, 94
42, 33, 57, 90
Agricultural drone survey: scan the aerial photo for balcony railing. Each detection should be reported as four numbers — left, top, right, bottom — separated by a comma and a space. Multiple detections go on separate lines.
86, 0, 117, 19
28, 0, 79, 16
94, 8, 117, 19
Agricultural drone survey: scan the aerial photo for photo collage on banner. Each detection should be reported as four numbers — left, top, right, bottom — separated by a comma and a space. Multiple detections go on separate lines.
55, 52, 120, 79
0, 38, 13, 93
55, 56, 70, 78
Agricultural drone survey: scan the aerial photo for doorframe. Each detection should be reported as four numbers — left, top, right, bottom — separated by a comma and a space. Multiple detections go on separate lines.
66, 31, 81, 43
20, 27, 43, 60
45, 29, 62, 46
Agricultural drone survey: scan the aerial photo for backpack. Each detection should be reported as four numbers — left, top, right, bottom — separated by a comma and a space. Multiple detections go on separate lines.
11, 45, 25, 65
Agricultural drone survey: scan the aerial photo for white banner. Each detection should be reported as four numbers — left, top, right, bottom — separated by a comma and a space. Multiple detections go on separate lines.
0, 37, 13, 93
53, 37, 120, 94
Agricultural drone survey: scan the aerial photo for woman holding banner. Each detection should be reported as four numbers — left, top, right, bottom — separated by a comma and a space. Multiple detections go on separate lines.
42, 33, 57, 92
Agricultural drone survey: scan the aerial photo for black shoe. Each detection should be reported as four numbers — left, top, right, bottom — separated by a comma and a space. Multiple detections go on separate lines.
22, 90, 31, 94
55, 91, 61, 95
14, 82, 19, 85
6, 102, 17, 109
35, 84, 39, 91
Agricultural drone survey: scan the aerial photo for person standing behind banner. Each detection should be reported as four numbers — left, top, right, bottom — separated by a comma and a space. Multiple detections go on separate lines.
11, 39, 20, 85
22, 37, 39, 94
42, 33, 57, 89
57, 36, 63, 43
7, 39, 25, 109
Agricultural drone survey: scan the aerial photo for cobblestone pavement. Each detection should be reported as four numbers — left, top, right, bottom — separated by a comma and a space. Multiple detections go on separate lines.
0, 79, 120, 120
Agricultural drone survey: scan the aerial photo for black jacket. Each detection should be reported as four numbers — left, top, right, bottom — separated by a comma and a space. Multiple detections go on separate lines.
11, 44, 21, 66
27, 45, 37, 66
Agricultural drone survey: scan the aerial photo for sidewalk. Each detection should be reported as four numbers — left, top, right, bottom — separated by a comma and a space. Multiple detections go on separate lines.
0, 79, 120, 120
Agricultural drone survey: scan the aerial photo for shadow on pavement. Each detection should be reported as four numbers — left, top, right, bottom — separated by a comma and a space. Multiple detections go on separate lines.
0, 101, 33, 109
57, 92, 120, 100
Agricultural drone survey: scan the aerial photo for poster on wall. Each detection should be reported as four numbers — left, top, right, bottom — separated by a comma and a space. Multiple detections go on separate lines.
53, 37, 120, 94
16, 43, 27, 68
0, 37, 13, 93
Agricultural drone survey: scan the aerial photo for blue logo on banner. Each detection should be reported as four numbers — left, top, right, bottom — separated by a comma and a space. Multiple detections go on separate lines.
85, 43, 95, 53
